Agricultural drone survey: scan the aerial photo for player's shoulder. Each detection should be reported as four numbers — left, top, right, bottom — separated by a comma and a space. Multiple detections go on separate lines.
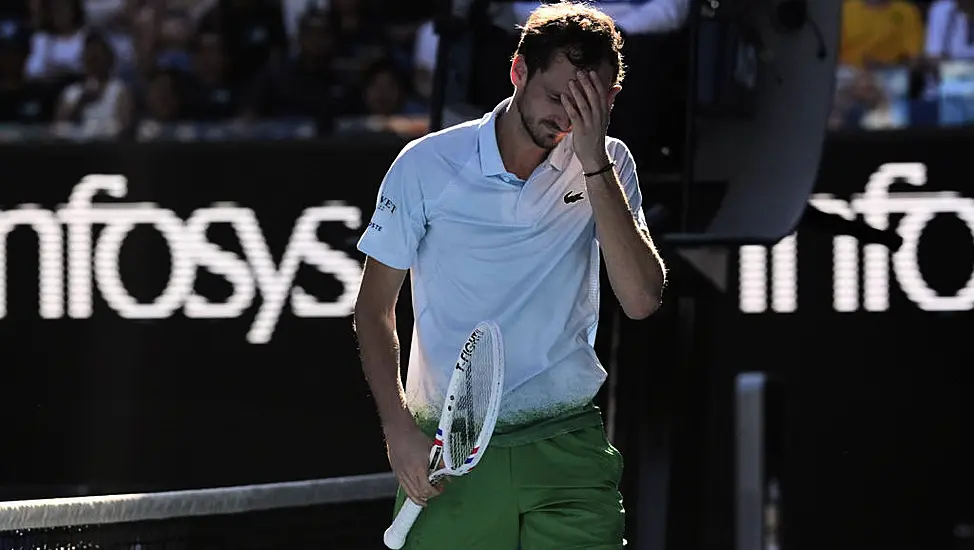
394, 116, 483, 167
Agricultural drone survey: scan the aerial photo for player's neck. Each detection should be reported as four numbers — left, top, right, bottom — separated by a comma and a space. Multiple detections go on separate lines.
496, 104, 548, 181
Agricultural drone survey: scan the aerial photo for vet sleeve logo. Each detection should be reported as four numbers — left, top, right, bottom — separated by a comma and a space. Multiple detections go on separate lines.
377, 195, 397, 214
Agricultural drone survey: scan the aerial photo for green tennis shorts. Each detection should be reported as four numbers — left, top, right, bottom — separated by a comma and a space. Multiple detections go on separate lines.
392, 404, 626, 549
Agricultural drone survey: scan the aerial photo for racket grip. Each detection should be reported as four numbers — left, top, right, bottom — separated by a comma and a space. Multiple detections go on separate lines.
383, 499, 423, 549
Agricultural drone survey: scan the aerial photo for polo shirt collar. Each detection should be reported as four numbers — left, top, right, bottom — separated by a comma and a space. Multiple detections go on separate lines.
477, 97, 574, 178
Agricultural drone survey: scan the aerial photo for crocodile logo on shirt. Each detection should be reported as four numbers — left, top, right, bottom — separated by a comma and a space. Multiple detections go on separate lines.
564, 191, 584, 204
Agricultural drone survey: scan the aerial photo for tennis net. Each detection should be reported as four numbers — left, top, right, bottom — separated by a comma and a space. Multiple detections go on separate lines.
0, 473, 397, 549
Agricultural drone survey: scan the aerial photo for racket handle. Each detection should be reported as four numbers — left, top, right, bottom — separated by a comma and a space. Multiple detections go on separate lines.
383, 499, 423, 549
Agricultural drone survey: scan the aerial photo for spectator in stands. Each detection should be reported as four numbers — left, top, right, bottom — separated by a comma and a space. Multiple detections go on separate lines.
328, 0, 390, 87
126, 0, 213, 75
0, 17, 57, 123
283, 0, 325, 54
353, 58, 425, 117
140, 67, 185, 125
123, 2, 198, 111
82, 0, 127, 29
198, 0, 287, 89
336, 57, 429, 136
380, 1, 428, 74
829, 67, 904, 130
153, 7, 194, 72
925, 0, 974, 60
243, 9, 344, 130
186, 31, 238, 120
134, 66, 194, 138
83, 0, 136, 73
839, 0, 925, 69
53, 31, 133, 137
26, 0, 89, 84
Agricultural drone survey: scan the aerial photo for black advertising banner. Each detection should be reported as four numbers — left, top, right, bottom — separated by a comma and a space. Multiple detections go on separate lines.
724, 130, 974, 548
3, 129, 973, 547
0, 137, 411, 495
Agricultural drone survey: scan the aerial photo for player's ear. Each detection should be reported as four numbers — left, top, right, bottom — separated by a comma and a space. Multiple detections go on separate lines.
511, 55, 528, 88
608, 84, 621, 109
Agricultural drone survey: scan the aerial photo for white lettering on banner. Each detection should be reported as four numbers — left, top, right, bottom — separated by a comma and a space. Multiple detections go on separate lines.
739, 235, 798, 313
739, 163, 974, 313
0, 175, 364, 343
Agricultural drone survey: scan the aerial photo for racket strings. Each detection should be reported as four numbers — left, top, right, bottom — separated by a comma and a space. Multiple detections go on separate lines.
446, 329, 495, 468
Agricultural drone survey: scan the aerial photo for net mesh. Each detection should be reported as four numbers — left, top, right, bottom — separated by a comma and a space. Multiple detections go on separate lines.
445, 326, 496, 468
0, 473, 397, 550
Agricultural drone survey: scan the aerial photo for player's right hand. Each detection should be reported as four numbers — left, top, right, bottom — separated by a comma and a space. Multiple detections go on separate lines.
385, 423, 443, 507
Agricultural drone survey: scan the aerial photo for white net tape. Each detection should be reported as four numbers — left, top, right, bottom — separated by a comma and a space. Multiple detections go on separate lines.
0, 473, 397, 532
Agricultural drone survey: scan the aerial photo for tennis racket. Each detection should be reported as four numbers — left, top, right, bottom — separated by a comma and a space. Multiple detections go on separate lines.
382, 320, 505, 549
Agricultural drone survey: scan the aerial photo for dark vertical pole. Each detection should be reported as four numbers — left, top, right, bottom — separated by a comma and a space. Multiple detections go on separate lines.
667, 0, 703, 543
428, 0, 455, 133
682, 0, 700, 233
638, 1, 703, 549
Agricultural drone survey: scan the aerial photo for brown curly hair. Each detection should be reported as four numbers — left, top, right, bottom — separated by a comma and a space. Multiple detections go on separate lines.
513, 1, 627, 86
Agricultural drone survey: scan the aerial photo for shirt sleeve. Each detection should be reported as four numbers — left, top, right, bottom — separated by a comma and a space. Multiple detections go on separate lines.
925, 0, 953, 58
356, 145, 428, 270
609, 139, 649, 233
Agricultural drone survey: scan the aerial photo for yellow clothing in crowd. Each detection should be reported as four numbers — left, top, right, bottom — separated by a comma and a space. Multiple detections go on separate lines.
840, 0, 925, 67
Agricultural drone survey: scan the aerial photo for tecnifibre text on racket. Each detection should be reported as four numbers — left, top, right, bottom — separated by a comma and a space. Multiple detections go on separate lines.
383, 320, 505, 549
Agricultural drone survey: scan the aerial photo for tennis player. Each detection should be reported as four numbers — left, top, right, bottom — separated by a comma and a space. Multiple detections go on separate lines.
354, 2, 667, 548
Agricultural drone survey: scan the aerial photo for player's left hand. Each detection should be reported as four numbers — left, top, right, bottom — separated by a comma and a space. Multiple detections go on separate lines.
560, 69, 621, 173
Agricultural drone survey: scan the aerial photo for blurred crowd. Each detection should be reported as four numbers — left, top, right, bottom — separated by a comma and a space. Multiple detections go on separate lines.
3, 0, 969, 141
834, 0, 974, 130
0, 0, 692, 142
0, 0, 439, 141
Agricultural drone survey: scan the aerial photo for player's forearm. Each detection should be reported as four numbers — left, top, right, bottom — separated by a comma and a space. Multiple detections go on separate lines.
583, 158, 666, 319
353, 306, 416, 435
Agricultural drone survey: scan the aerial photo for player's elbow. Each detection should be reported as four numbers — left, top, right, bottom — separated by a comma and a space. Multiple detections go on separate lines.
623, 262, 666, 319
622, 293, 662, 320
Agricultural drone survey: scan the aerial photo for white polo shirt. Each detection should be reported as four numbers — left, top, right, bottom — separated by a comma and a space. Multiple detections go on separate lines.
357, 98, 648, 431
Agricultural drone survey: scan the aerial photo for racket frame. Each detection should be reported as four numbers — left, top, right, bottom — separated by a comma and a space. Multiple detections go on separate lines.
382, 320, 504, 549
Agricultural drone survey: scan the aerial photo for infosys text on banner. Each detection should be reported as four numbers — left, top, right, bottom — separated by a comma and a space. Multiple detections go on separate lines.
0, 175, 365, 344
